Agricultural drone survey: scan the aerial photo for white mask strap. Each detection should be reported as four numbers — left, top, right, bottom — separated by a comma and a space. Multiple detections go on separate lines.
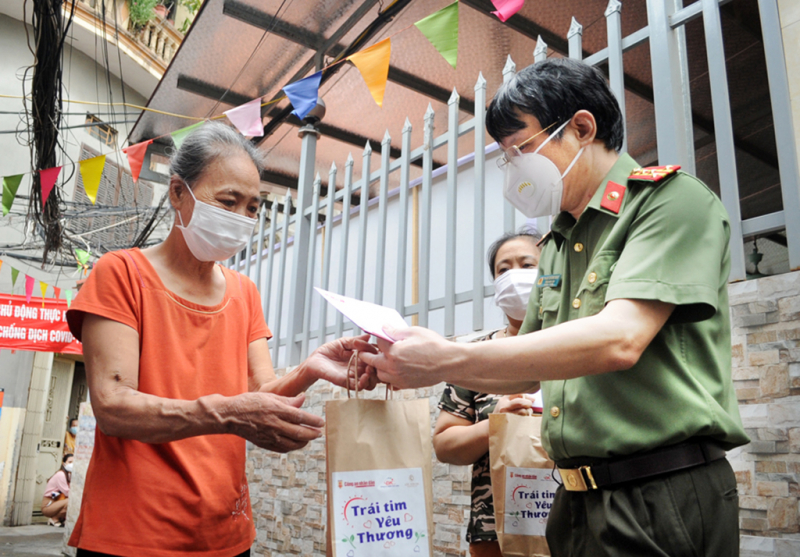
533, 119, 571, 155
177, 180, 195, 228
561, 146, 585, 178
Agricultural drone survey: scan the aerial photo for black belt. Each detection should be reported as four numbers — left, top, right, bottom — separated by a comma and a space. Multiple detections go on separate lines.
555, 440, 727, 492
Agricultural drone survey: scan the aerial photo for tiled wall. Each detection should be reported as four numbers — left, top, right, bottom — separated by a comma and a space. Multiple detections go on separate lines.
730, 272, 800, 556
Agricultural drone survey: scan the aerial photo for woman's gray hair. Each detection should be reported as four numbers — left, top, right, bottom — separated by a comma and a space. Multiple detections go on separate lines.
169, 121, 266, 186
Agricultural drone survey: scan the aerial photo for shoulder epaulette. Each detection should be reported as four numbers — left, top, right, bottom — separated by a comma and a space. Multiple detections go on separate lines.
628, 165, 681, 183
536, 232, 551, 247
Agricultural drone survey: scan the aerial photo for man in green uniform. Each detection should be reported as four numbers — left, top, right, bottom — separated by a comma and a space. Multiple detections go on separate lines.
361, 58, 749, 556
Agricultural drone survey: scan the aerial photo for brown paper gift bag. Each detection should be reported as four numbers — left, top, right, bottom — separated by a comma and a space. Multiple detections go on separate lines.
325, 357, 434, 557
489, 413, 558, 557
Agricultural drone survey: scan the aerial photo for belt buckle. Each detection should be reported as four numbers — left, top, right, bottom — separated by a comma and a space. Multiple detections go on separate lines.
559, 466, 598, 492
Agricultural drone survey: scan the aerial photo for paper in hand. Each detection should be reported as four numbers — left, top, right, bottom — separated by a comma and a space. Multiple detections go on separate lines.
315, 287, 409, 342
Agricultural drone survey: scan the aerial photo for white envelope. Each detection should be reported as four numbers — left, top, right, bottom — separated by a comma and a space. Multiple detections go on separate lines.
315, 287, 409, 342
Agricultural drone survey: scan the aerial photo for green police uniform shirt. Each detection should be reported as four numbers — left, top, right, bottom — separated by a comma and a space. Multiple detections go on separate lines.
519, 153, 749, 461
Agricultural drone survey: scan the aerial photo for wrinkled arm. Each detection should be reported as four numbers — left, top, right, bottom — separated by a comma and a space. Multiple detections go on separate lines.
83, 314, 323, 451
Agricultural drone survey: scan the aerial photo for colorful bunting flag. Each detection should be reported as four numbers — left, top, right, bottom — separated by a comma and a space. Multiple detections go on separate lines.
39, 167, 61, 211
123, 139, 154, 183
79, 155, 106, 205
40, 281, 48, 307
283, 71, 323, 120
0, 260, 2, 274
224, 98, 265, 137
490, 0, 525, 22
170, 121, 205, 150
24, 275, 34, 304
415, 1, 459, 69
66, 289, 73, 308
10, 268, 18, 289
348, 38, 392, 108
2, 174, 23, 216
54, 286, 61, 300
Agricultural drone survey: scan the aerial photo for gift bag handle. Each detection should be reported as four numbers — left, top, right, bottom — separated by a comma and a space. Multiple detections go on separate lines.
346, 350, 393, 400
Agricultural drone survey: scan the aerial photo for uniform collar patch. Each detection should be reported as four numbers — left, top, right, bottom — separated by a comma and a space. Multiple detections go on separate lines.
600, 181, 626, 214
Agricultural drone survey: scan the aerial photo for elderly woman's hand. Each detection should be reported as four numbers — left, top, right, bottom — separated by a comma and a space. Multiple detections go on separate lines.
219, 392, 324, 452
303, 335, 380, 391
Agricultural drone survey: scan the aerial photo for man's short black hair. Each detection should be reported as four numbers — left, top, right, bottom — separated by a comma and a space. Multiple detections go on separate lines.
486, 58, 624, 152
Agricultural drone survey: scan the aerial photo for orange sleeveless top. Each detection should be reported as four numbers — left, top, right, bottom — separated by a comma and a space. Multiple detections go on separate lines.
67, 249, 270, 557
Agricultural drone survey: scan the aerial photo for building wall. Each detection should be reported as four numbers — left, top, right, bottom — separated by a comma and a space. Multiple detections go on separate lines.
730, 271, 800, 557
0, 350, 34, 525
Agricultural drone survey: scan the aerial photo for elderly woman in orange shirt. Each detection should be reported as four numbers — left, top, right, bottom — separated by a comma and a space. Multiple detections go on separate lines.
66, 122, 376, 557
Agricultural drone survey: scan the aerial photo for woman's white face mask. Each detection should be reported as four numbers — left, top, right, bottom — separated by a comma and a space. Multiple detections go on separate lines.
502, 119, 584, 218
493, 268, 539, 321
176, 181, 256, 262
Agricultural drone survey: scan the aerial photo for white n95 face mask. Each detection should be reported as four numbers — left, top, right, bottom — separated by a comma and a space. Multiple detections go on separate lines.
494, 268, 539, 321
176, 182, 256, 262
502, 119, 584, 218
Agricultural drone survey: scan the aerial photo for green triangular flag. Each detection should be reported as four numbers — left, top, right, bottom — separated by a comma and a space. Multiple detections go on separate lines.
10, 267, 19, 288
170, 121, 205, 151
75, 249, 91, 267
414, 1, 459, 69
66, 289, 73, 308
2, 174, 24, 216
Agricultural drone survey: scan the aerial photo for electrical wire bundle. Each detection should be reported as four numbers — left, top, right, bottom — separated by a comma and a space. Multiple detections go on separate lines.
23, 0, 77, 263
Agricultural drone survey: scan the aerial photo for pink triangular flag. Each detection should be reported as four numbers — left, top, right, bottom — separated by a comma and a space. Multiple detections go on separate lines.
25, 275, 34, 303
39, 167, 62, 210
491, 0, 525, 22
122, 140, 153, 183
224, 98, 264, 137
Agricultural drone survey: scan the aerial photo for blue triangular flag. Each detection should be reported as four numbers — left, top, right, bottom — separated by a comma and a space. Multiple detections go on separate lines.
283, 71, 323, 120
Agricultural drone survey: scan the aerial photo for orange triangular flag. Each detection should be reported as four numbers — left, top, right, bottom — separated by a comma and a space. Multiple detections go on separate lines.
122, 140, 153, 183
54, 286, 61, 300
79, 155, 106, 204
348, 38, 391, 107
40, 281, 47, 307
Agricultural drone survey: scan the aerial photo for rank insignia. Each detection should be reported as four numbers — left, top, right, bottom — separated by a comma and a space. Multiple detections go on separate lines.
600, 181, 626, 214
628, 165, 681, 182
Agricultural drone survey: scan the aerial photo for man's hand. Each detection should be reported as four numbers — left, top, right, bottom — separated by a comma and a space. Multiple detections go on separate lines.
302, 335, 380, 391
222, 392, 323, 453
358, 327, 461, 389
493, 395, 534, 416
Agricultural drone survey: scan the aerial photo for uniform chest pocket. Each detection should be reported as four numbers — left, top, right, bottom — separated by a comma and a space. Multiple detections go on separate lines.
577, 250, 620, 317
539, 287, 562, 329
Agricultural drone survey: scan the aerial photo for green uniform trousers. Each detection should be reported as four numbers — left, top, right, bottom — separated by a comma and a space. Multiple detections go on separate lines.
545, 458, 740, 556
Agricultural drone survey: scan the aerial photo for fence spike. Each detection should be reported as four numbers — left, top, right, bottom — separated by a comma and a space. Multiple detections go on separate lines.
475, 71, 487, 90
448, 87, 460, 105
534, 35, 548, 61
346, 152, 354, 166
402, 117, 412, 132
363, 140, 373, 155
568, 17, 583, 38
383, 129, 392, 144
502, 55, 516, 81
605, 0, 622, 17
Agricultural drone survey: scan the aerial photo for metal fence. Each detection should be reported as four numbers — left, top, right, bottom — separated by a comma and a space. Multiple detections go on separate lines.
233, 0, 800, 368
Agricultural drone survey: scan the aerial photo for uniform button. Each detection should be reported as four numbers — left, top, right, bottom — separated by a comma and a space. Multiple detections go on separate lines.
572, 298, 581, 309
573, 243, 584, 252
550, 406, 561, 418
587, 272, 597, 284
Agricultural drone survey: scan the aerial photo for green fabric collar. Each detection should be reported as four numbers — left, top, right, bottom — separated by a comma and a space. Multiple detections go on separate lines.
549, 153, 640, 248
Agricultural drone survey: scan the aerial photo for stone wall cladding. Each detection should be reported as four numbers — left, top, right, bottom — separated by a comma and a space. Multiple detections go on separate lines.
247, 380, 471, 557
729, 271, 800, 556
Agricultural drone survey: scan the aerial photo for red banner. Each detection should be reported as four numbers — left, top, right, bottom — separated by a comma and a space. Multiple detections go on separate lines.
0, 294, 82, 355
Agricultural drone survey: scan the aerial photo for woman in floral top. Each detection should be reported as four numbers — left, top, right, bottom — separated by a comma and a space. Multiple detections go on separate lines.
434, 231, 543, 557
